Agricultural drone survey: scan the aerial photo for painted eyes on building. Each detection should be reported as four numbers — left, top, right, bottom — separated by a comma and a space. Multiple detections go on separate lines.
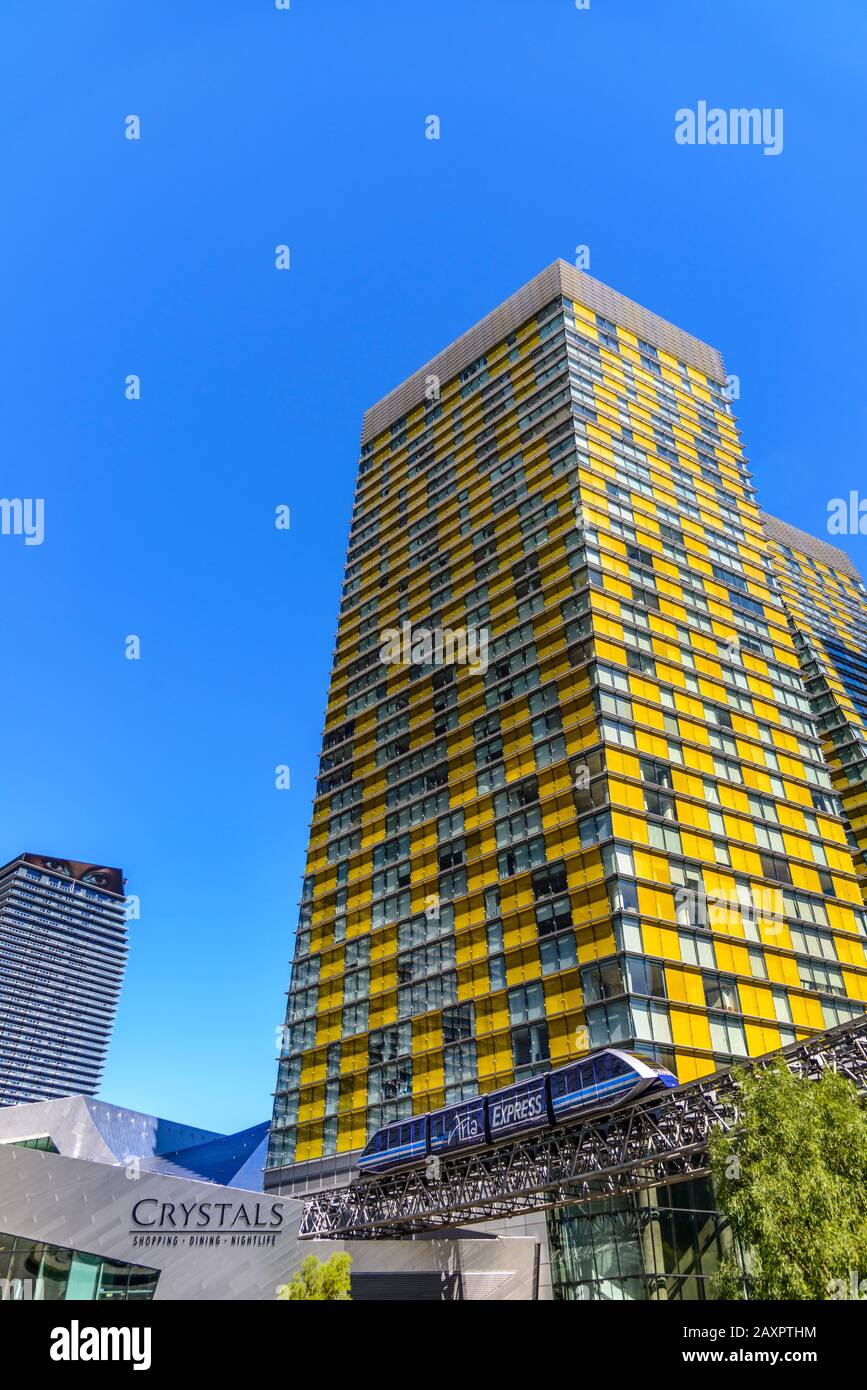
42, 859, 73, 877
80, 868, 114, 888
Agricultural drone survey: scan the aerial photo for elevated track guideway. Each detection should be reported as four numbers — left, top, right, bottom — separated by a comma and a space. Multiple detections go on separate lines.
299, 1016, 867, 1239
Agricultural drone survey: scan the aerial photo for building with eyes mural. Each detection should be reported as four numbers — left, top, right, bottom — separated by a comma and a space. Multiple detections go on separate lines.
0, 853, 128, 1107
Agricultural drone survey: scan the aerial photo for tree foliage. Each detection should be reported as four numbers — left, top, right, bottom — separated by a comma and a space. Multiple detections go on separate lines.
277, 1252, 352, 1301
709, 1058, 867, 1299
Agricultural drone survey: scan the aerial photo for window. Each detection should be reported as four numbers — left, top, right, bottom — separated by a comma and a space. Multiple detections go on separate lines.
626, 648, 656, 676
373, 833, 410, 868
649, 823, 682, 855
444, 1042, 478, 1098
601, 719, 636, 749
341, 934, 366, 967
0, 1237, 159, 1302
797, 959, 845, 996
494, 806, 541, 845
397, 972, 457, 1019
581, 958, 624, 1002
675, 869, 706, 929
488, 952, 506, 990
438, 837, 465, 871
822, 998, 862, 1028
531, 862, 568, 901
372, 861, 411, 898
772, 988, 792, 1024
540, 932, 577, 975
498, 835, 546, 879
749, 795, 779, 824
439, 866, 468, 901
597, 663, 630, 694
586, 998, 631, 1047
443, 1003, 477, 1098
367, 1059, 412, 1104
484, 885, 501, 919
535, 734, 567, 768
789, 925, 838, 961
640, 758, 673, 790
511, 1022, 550, 1078
602, 843, 635, 877
615, 915, 643, 952
603, 874, 637, 913
443, 1002, 474, 1044
398, 902, 454, 950
627, 956, 666, 997
703, 974, 740, 1013
493, 776, 539, 815
536, 894, 573, 935
631, 1000, 672, 1044
579, 810, 612, 847
343, 967, 369, 1003
709, 1013, 748, 1056
368, 1022, 411, 1065
703, 778, 720, 806
398, 938, 456, 985
508, 980, 546, 1025
679, 932, 715, 968
437, 809, 465, 840
644, 786, 677, 819
6, 1135, 58, 1153
341, 1000, 368, 1037
760, 852, 792, 885
755, 823, 785, 854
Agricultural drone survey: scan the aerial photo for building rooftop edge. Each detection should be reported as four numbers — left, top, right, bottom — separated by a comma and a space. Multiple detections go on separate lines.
761, 510, 864, 583
0, 1093, 269, 1143
360, 259, 727, 445
0, 851, 126, 899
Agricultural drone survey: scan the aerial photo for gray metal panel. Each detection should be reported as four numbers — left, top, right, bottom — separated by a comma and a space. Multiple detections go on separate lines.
0, 1095, 220, 1164
762, 511, 863, 582
557, 261, 726, 383
0, 1095, 268, 1189
360, 260, 726, 444
265, 1148, 356, 1196
0, 1145, 303, 1301
334, 1235, 541, 1301
0, 1147, 540, 1301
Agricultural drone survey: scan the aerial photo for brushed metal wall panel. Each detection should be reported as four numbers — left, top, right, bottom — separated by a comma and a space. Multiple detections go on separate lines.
361, 259, 726, 444
762, 511, 863, 582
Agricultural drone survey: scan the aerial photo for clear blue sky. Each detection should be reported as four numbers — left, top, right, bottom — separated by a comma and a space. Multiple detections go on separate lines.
1, 0, 865, 1133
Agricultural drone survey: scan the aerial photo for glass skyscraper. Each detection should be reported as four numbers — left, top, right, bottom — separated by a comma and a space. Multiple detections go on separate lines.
0, 853, 128, 1106
265, 261, 867, 1194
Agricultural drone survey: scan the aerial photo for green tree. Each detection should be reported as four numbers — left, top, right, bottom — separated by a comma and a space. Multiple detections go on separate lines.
277, 1252, 352, 1301
709, 1058, 867, 1299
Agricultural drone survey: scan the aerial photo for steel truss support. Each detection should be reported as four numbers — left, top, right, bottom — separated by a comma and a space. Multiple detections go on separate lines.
299, 1014, 867, 1239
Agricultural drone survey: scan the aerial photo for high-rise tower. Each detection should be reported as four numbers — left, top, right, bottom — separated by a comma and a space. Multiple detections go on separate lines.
763, 513, 867, 900
0, 853, 128, 1106
266, 262, 867, 1193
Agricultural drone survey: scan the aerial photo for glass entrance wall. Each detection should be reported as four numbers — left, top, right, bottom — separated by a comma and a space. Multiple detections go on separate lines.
0, 1232, 159, 1301
5, 1136, 59, 1152
547, 1178, 740, 1301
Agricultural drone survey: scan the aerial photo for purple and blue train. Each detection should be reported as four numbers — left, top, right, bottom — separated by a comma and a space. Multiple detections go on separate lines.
358, 1047, 678, 1176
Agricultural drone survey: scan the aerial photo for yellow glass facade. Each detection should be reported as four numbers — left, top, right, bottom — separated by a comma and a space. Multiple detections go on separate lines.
763, 513, 867, 901
266, 263, 867, 1181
